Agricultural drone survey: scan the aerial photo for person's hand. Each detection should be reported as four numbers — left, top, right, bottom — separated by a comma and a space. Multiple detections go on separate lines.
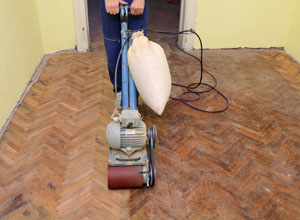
130, 0, 145, 15
105, 0, 127, 15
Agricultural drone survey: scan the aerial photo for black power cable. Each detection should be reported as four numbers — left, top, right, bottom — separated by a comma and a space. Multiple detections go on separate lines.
145, 28, 229, 113
114, 29, 229, 114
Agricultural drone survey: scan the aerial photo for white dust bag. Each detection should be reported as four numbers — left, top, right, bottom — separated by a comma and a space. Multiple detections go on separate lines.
127, 31, 171, 115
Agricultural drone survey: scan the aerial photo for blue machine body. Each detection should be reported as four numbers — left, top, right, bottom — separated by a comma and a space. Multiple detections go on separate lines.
120, 5, 138, 110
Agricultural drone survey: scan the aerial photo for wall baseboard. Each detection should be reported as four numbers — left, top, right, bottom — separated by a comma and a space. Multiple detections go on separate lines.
200, 47, 285, 51
0, 49, 77, 141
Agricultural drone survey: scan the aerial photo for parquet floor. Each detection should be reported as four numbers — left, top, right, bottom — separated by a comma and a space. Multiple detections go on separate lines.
1, 0, 300, 219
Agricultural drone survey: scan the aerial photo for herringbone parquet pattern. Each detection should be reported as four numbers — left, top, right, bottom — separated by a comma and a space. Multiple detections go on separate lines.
1, 0, 300, 219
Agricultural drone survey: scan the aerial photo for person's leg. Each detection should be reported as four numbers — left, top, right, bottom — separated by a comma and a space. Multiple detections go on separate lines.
103, 39, 122, 93
100, 0, 122, 93
100, 0, 149, 93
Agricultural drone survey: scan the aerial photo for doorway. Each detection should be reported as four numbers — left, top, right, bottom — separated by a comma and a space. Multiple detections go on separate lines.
73, 0, 197, 52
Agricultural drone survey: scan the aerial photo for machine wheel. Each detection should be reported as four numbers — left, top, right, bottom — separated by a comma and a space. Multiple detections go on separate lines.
147, 125, 156, 186
148, 125, 157, 149
148, 125, 157, 186
152, 125, 157, 146
149, 135, 155, 186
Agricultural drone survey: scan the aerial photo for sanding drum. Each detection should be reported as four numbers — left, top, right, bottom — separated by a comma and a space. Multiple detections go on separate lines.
108, 166, 144, 189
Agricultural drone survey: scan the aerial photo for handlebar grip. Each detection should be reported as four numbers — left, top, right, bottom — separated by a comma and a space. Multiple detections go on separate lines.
120, 4, 129, 20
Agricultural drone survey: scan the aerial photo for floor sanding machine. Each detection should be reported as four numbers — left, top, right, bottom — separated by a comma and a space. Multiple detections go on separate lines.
106, 5, 156, 189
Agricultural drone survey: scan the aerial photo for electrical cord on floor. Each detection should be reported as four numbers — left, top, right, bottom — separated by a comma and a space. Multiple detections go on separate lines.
112, 29, 229, 116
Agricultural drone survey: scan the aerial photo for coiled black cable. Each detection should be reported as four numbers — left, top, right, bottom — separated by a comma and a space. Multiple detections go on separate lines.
114, 29, 229, 113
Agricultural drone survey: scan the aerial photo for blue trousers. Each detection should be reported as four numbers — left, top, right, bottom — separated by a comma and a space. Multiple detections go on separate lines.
100, 0, 149, 93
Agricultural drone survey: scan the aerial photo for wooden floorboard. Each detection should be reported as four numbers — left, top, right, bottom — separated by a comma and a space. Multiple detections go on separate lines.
1, 0, 300, 219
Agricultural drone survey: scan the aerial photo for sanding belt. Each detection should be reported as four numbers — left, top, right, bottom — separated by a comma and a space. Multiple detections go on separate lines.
108, 166, 144, 189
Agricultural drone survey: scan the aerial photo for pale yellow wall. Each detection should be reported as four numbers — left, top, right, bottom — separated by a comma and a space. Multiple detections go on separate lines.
0, 0, 44, 127
0, 0, 77, 128
35, 0, 76, 53
286, 1, 300, 61
195, 0, 297, 49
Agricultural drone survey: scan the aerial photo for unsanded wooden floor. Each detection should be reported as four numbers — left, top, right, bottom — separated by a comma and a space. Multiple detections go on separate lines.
1, 0, 300, 219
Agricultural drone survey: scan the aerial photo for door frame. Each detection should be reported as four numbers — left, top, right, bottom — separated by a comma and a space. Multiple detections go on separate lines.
179, 0, 198, 51
73, 0, 90, 52
73, 0, 197, 52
